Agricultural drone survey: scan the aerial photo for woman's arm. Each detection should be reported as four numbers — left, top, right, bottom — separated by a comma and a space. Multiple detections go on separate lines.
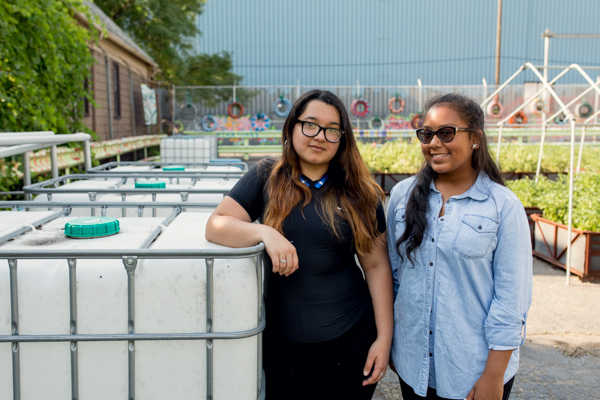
205, 196, 299, 276
466, 349, 512, 400
357, 233, 394, 386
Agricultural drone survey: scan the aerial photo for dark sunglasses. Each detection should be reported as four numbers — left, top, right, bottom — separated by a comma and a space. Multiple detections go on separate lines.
415, 126, 474, 144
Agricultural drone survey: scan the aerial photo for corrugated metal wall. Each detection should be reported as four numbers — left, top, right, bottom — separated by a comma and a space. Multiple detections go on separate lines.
194, 0, 600, 86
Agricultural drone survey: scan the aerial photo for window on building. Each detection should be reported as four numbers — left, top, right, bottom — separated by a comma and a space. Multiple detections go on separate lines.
113, 62, 121, 118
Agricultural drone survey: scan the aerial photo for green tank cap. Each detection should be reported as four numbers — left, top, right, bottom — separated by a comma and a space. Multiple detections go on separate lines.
64, 217, 120, 238
162, 165, 185, 171
135, 179, 166, 188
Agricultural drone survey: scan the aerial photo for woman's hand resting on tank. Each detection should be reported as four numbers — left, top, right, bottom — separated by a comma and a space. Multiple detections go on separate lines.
262, 227, 299, 276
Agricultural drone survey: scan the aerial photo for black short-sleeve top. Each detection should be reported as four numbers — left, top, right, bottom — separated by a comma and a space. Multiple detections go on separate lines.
227, 160, 386, 343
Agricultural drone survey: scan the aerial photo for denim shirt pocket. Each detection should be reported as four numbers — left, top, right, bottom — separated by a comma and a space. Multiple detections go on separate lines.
393, 207, 414, 268
452, 214, 499, 259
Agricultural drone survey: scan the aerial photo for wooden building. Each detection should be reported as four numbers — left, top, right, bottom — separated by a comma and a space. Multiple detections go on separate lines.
75, 2, 161, 141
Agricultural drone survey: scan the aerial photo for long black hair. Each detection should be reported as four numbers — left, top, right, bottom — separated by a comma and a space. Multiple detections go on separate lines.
396, 93, 504, 263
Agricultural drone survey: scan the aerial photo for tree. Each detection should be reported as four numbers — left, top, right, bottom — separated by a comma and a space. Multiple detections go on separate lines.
178, 52, 254, 108
93, 0, 206, 83
0, 0, 96, 134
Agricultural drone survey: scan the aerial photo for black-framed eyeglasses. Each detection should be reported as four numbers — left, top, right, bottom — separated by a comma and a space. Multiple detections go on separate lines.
415, 126, 474, 144
296, 120, 344, 143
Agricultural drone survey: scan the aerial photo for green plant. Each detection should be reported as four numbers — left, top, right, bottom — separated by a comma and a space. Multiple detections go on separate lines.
0, 158, 21, 200
507, 173, 600, 231
0, 0, 97, 133
356, 140, 600, 175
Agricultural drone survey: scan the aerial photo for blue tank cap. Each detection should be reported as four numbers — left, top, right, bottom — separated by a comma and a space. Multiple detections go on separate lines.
64, 217, 120, 238
135, 180, 166, 189
162, 165, 185, 171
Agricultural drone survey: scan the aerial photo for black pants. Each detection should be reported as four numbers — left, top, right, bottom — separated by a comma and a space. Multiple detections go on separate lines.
263, 308, 378, 400
399, 375, 515, 400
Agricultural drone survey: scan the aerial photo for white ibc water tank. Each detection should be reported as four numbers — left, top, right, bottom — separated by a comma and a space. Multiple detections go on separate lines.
138, 212, 259, 400
30, 179, 232, 217
161, 136, 217, 163
0, 215, 164, 400
0, 211, 261, 400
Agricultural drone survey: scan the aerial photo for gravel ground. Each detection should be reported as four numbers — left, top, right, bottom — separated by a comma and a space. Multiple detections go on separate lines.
373, 258, 600, 400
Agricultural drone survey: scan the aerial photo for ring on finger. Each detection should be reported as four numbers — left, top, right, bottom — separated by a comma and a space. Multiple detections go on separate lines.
280, 259, 287, 264
379, 372, 384, 378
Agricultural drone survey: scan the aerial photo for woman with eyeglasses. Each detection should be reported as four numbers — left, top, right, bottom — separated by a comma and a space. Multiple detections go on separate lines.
206, 89, 393, 399
387, 93, 532, 400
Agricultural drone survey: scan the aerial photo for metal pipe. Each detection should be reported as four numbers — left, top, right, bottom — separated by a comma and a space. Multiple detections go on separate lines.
0, 131, 55, 137
22, 151, 31, 200
123, 256, 138, 400
206, 257, 214, 400
83, 139, 92, 172
494, 0, 503, 86
0, 210, 67, 244
9, 259, 21, 400
68, 258, 80, 400
50, 145, 58, 179
0, 323, 265, 343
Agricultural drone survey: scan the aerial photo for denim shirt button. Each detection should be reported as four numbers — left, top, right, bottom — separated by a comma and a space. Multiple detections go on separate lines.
429, 262, 433, 266
440, 218, 444, 221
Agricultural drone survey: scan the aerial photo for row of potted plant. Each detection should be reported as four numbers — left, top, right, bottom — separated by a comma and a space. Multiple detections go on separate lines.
356, 140, 600, 174
506, 172, 600, 281
505, 173, 600, 232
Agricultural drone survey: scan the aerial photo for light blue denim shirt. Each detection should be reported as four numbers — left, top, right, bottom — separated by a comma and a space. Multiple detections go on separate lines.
387, 173, 533, 399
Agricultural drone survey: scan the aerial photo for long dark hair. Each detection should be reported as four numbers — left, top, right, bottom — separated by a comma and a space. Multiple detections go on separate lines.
261, 89, 385, 254
396, 93, 504, 263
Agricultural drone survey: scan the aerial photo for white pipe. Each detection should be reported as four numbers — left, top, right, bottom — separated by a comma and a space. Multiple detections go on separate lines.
497, 64, 572, 126
496, 125, 503, 163
0, 133, 92, 146
83, 140, 92, 172
482, 78, 487, 102
566, 120, 576, 286
535, 124, 547, 183
0, 143, 54, 158
0, 131, 55, 136
545, 85, 595, 124
576, 125, 586, 173
525, 63, 575, 121
23, 151, 31, 199
481, 64, 526, 107
51, 145, 59, 179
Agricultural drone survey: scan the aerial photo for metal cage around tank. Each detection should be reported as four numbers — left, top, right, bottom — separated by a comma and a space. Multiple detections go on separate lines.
0, 202, 266, 400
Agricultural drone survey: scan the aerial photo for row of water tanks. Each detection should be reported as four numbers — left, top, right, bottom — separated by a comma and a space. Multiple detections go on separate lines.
0, 160, 265, 400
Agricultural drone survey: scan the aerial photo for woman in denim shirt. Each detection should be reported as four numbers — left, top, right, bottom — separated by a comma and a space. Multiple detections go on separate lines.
387, 93, 532, 400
